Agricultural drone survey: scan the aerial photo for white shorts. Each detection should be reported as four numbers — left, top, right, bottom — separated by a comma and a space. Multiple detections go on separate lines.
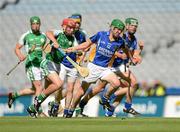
47, 61, 60, 74
59, 64, 78, 83
26, 66, 43, 81
111, 64, 128, 74
83, 62, 113, 83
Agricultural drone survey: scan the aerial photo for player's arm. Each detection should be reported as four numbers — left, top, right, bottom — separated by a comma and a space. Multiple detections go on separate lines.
131, 49, 142, 64
78, 43, 96, 64
46, 30, 59, 48
132, 41, 144, 64
114, 51, 128, 60
15, 32, 28, 62
66, 39, 93, 52
15, 43, 26, 62
121, 45, 135, 63
138, 40, 144, 52
133, 41, 144, 55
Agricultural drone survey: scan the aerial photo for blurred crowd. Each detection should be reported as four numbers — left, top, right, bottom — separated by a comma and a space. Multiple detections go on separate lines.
135, 80, 166, 97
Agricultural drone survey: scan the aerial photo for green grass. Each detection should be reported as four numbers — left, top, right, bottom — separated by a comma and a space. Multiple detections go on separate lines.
0, 117, 180, 132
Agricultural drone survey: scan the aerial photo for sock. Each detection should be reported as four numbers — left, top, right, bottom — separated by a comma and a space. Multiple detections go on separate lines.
109, 93, 117, 101
125, 102, 132, 110
79, 100, 87, 109
53, 103, 59, 111
38, 106, 43, 114
48, 101, 55, 107
110, 105, 115, 112
68, 109, 74, 115
37, 93, 46, 103
64, 109, 69, 115
12, 92, 19, 99
101, 95, 108, 103
29, 105, 36, 112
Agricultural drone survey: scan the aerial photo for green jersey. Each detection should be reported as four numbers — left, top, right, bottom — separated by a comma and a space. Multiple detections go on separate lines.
19, 30, 46, 68
46, 30, 78, 64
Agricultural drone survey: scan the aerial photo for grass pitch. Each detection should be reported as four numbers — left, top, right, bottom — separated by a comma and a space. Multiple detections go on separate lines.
0, 117, 179, 132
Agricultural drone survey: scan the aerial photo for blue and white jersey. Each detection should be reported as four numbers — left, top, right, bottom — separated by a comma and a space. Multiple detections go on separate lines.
112, 32, 138, 67
90, 31, 124, 67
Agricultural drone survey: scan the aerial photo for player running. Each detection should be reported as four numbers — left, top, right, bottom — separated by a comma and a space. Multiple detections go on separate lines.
78, 18, 143, 117
48, 13, 88, 117
102, 18, 143, 116
8, 16, 46, 116
26, 18, 78, 117
65, 19, 134, 118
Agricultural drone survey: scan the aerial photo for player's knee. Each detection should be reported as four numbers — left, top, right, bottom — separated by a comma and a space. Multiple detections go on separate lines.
55, 81, 63, 89
33, 81, 42, 88
67, 88, 73, 93
112, 79, 121, 88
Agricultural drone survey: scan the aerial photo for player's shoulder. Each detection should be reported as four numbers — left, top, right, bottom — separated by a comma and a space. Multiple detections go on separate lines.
79, 28, 87, 35
23, 30, 31, 36
53, 29, 64, 36
40, 32, 47, 38
20, 30, 32, 39
54, 29, 63, 33
96, 31, 108, 36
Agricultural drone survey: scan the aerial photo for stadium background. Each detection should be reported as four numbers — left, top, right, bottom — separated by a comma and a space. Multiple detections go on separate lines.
0, 0, 180, 117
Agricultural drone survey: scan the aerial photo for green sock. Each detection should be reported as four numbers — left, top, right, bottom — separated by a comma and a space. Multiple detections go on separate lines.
12, 92, 19, 99
29, 105, 36, 112
38, 106, 43, 114
37, 93, 47, 103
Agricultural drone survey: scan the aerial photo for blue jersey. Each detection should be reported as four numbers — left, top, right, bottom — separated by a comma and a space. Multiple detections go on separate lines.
112, 32, 138, 67
90, 31, 124, 67
74, 29, 86, 44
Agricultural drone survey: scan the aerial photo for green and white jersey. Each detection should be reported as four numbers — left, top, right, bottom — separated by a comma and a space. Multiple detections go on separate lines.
46, 30, 78, 65
19, 30, 46, 68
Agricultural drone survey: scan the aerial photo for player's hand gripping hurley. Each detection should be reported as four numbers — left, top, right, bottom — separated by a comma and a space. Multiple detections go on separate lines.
6, 45, 36, 76
57, 47, 89, 78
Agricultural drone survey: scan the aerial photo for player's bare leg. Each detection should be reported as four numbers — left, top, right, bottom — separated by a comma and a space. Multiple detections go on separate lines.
98, 73, 121, 110
32, 80, 43, 96
79, 80, 106, 116
48, 88, 66, 117
8, 80, 42, 108
107, 70, 140, 116
8, 88, 35, 108
27, 73, 63, 117
69, 81, 90, 115
63, 81, 75, 117
105, 94, 124, 117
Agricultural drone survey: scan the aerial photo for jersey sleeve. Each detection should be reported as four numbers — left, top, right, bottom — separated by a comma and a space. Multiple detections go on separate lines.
18, 31, 29, 45
73, 36, 78, 47
52, 30, 63, 37
81, 29, 88, 39
42, 32, 47, 46
89, 31, 102, 44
